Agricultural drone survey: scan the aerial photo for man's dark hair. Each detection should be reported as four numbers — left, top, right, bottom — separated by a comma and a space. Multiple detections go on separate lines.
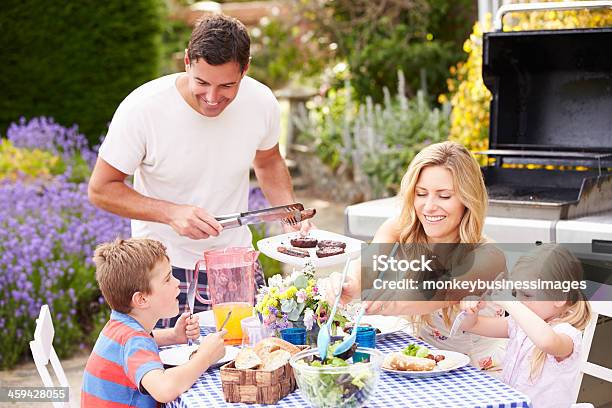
188, 14, 250, 72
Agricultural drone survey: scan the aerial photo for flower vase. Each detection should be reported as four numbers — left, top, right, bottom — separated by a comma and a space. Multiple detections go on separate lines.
290, 320, 320, 346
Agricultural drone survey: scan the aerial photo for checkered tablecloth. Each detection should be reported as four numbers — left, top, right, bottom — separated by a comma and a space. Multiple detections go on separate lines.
165, 329, 531, 408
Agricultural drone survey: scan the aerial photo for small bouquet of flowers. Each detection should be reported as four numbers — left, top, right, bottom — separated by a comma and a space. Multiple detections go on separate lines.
255, 263, 350, 337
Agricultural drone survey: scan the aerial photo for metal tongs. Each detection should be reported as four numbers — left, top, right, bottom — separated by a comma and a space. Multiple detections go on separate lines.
215, 203, 316, 229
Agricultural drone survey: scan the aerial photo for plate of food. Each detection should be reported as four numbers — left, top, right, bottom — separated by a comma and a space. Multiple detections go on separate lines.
340, 314, 412, 338
160, 344, 240, 368
257, 229, 364, 267
382, 343, 470, 377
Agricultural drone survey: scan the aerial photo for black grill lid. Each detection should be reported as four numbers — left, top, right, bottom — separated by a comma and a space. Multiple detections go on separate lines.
482, 28, 612, 155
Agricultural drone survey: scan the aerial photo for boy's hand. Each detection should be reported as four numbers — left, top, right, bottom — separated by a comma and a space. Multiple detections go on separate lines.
194, 330, 227, 367
173, 312, 200, 344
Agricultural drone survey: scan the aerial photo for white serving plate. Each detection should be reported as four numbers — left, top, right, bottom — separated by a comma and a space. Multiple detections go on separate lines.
337, 314, 412, 339
361, 315, 412, 338
382, 349, 470, 378
160, 344, 240, 368
257, 229, 364, 268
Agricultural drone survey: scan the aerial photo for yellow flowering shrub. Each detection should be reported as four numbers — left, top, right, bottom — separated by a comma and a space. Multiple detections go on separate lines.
443, 4, 612, 154
0, 139, 64, 180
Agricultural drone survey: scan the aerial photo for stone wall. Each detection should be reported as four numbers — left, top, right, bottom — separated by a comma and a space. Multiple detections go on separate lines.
290, 145, 373, 205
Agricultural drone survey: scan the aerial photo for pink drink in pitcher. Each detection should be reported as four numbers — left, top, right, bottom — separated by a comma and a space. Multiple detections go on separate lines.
194, 248, 258, 345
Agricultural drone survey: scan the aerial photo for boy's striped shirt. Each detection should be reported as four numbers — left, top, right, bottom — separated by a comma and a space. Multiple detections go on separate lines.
82, 311, 163, 407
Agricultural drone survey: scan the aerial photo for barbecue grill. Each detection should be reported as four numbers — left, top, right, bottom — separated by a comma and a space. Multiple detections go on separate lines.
480, 2, 612, 221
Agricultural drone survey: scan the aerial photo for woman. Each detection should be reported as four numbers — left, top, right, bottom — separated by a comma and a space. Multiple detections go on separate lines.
327, 141, 507, 373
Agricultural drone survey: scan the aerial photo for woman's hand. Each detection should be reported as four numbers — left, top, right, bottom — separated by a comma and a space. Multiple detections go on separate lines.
323, 271, 360, 305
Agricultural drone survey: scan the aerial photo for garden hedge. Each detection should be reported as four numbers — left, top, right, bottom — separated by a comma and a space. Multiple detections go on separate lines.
0, 0, 164, 145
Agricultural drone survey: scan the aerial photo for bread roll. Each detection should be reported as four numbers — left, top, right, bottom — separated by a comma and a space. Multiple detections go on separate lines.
385, 352, 436, 371
261, 349, 292, 371
253, 337, 301, 358
235, 348, 262, 370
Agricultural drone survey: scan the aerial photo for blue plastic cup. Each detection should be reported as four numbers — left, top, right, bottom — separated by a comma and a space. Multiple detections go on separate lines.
280, 327, 307, 345
353, 326, 376, 362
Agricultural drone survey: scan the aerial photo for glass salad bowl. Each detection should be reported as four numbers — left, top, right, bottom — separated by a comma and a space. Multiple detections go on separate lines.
289, 347, 383, 408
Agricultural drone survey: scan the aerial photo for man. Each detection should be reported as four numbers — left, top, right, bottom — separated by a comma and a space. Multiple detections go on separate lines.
88, 14, 309, 327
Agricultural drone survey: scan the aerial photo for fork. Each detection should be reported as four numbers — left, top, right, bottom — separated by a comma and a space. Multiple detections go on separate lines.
218, 309, 233, 332
280, 208, 316, 226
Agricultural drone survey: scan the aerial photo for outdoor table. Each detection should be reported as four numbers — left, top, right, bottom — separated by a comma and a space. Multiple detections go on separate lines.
165, 328, 531, 408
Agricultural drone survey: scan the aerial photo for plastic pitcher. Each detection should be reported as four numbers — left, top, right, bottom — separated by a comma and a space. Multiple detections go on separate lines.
194, 247, 258, 345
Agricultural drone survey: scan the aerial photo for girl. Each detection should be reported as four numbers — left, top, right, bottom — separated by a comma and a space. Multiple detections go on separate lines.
460, 244, 591, 408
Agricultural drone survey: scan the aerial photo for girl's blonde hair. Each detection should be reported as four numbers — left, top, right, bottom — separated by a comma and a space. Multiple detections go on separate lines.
511, 244, 591, 381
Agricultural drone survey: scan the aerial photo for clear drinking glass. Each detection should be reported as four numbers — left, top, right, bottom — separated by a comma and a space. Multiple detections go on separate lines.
241, 316, 273, 347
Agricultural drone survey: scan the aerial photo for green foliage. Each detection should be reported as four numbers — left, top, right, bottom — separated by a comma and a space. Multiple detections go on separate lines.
298, 0, 475, 104
0, 140, 65, 181
159, 18, 193, 75
296, 72, 450, 197
250, 225, 282, 282
0, 0, 165, 145
248, 16, 328, 90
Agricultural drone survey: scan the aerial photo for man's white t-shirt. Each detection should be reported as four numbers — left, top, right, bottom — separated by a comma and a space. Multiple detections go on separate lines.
98, 73, 280, 269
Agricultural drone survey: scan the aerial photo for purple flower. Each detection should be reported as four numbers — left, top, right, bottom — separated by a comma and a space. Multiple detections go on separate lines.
0, 117, 129, 368
248, 187, 269, 211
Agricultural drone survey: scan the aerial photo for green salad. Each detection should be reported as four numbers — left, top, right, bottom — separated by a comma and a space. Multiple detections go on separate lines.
294, 341, 375, 408
402, 343, 430, 358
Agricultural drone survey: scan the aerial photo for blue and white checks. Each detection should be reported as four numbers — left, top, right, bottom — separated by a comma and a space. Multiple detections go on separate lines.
165, 329, 531, 408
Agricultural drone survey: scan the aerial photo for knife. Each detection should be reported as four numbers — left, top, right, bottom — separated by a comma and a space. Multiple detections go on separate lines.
216, 203, 316, 229
186, 271, 198, 345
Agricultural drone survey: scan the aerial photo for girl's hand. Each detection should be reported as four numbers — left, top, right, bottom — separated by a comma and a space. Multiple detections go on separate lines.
459, 295, 485, 312
173, 312, 200, 343
458, 297, 484, 331
489, 289, 516, 309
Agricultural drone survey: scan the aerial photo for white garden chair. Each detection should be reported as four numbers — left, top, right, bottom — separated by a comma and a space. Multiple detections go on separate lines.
572, 300, 612, 407
29, 304, 72, 408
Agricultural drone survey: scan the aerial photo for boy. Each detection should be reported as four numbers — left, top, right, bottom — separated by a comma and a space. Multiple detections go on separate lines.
82, 238, 227, 406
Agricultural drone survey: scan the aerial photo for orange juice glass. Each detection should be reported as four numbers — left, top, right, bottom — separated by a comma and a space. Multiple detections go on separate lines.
212, 302, 254, 345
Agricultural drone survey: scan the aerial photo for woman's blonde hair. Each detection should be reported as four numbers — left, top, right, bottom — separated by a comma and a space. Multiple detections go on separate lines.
397, 141, 487, 245
396, 141, 488, 327
511, 244, 591, 381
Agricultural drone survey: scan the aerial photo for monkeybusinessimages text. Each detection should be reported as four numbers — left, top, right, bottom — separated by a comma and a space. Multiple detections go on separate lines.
371, 255, 586, 294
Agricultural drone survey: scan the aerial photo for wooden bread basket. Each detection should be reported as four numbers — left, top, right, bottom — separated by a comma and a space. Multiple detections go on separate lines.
220, 345, 308, 404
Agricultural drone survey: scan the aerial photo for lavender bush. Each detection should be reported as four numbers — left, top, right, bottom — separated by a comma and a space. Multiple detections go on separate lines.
0, 118, 281, 368
7, 117, 98, 182
0, 118, 129, 368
